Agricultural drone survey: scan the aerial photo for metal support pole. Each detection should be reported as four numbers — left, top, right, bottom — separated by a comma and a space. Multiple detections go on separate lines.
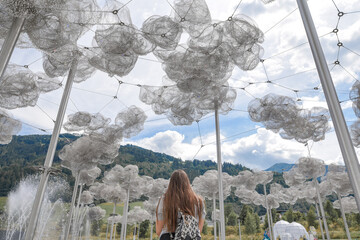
238, 219, 241, 240
336, 193, 351, 240
315, 200, 325, 240
214, 106, 226, 240
133, 223, 136, 240
121, 188, 130, 240
106, 220, 109, 240
150, 217, 154, 240
110, 201, 117, 240
0, 17, 25, 81
269, 208, 275, 240
264, 185, 272, 240
72, 183, 84, 240
296, 0, 360, 212
137, 222, 140, 240
315, 181, 330, 240
24, 54, 79, 240
64, 174, 80, 240
213, 193, 217, 240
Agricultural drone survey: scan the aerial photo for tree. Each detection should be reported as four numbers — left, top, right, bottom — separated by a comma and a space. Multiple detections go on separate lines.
272, 208, 280, 222
91, 220, 104, 236
307, 205, 318, 228
239, 205, 253, 224
254, 213, 261, 232
284, 208, 294, 223
139, 220, 150, 238
225, 204, 233, 220
244, 213, 257, 234
227, 211, 238, 226
202, 221, 208, 234
293, 211, 305, 222
324, 200, 338, 222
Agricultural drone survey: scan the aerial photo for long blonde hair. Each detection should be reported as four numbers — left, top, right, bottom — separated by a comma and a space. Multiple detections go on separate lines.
158, 170, 204, 232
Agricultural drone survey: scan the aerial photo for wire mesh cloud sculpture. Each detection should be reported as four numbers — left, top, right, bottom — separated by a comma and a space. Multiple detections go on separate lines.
139, 0, 263, 125
0, 65, 41, 109
127, 206, 151, 225
349, 81, 360, 147
1, 0, 99, 51
334, 196, 359, 213
79, 167, 101, 186
325, 164, 353, 197
248, 93, 329, 143
297, 157, 326, 180
86, 0, 154, 77
253, 170, 273, 185
89, 182, 127, 204
115, 105, 147, 138
145, 178, 169, 200
283, 167, 306, 187
59, 135, 119, 174
80, 190, 94, 205
231, 170, 258, 190
192, 170, 232, 199
64, 112, 111, 133
87, 206, 106, 221
0, 108, 22, 144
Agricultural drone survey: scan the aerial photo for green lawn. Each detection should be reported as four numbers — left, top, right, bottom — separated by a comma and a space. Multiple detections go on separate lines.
0, 197, 7, 212
99, 201, 143, 218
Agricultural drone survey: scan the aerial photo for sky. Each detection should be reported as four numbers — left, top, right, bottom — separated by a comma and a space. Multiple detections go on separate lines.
5, 0, 360, 170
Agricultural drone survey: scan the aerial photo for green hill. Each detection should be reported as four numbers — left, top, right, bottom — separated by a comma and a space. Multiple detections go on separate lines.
0, 135, 314, 215
0, 134, 248, 196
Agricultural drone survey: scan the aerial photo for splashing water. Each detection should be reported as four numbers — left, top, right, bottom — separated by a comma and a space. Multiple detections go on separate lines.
5, 174, 69, 240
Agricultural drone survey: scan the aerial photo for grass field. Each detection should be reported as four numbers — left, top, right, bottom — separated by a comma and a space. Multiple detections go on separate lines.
0, 197, 7, 212
99, 201, 143, 218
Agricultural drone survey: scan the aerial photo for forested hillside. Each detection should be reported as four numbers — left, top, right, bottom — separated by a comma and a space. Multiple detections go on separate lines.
0, 134, 249, 196
0, 135, 314, 214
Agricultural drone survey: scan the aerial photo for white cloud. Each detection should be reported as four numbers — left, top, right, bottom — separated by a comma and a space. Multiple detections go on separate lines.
128, 127, 360, 170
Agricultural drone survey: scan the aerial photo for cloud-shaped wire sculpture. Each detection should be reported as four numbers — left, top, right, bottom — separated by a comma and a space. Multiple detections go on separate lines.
89, 182, 127, 203
248, 93, 329, 143
64, 112, 111, 132
334, 196, 359, 213
78, 167, 101, 186
87, 206, 106, 221
192, 170, 232, 199
127, 206, 151, 224
139, 0, 263, 125
0, 109, 22, 144
297, 157, 326, 180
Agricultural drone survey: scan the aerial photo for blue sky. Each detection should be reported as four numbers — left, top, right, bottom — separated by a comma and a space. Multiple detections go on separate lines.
4, 0, 360, 169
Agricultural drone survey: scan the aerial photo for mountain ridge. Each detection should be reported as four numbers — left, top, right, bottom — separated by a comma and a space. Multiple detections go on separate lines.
0, 134, 250, 196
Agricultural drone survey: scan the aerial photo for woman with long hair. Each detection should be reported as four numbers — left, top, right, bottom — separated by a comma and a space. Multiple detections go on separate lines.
156, 170, 206, 240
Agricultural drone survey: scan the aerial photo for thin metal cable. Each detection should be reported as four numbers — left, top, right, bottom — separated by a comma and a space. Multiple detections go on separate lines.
36, 104, 55, 123
72, 86, 115, 98
345, 11, 360, 14
339, 64, 359, 81
330, 0, 340, 12
192, 145, 204, 161
196, 120, 204, 146
343, 46, 360, 57
264, 32, 332, 60
230, 0, 243, 18
264, 7, 298, 34
116, 0, 136, 11
205, 127, 260, 145
97, 98, 115, 113
68, 97, 80, 112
